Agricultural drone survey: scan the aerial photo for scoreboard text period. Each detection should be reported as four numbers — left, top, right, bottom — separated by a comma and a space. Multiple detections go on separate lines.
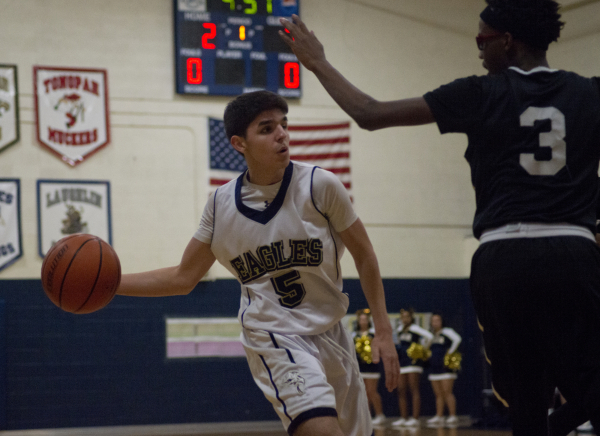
174, 0, 301, 98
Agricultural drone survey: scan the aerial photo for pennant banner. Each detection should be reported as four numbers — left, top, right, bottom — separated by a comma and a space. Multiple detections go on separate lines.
0, 65, 20, 153
208, 118, 352, 196
34, 66, 110, 166
0, 179, 23, 272
37, 180, 112, 257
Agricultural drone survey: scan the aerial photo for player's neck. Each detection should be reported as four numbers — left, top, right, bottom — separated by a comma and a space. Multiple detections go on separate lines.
511, 51, 550, 72
246, 166, 286, 186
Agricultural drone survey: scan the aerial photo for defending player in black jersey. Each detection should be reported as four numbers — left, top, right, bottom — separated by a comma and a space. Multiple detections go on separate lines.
280, 1, 600, 435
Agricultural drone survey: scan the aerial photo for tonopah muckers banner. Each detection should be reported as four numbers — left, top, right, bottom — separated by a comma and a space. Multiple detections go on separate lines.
34, 66, 110, 166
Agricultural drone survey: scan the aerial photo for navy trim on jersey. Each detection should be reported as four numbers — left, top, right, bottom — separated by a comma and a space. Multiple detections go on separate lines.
240, 287, 251, 328
212, 188, 219, 236
259, 354, 293, 423
287, 407, 338, 436
268, 332, 296, 363
235, 161, 294, 225
309, 166, 340, 280
309, 166, 325, 217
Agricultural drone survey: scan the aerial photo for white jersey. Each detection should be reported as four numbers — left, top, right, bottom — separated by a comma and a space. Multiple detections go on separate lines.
196, 161, 357, 335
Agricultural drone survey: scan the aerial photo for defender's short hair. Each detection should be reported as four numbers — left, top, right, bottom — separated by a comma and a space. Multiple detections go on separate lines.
481, 0, 564, 50
224, 91, 288, 141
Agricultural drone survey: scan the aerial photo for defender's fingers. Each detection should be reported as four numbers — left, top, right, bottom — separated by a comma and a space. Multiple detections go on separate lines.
278, 29, 293, 45
291, 14, 309, 33
279, 17, 295, 32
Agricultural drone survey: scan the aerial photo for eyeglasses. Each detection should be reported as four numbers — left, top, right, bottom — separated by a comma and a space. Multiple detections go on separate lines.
476, 32, 504, 50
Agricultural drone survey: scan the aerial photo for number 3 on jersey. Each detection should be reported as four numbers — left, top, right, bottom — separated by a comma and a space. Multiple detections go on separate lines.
519, 106, 566, 176
270, 270, 306, 309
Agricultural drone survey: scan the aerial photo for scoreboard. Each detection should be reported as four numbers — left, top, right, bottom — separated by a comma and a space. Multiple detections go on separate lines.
174, 0, 301, 98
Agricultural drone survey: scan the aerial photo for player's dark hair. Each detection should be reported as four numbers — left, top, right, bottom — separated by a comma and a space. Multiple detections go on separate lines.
224, 90, 288, 141
481, 0, 564, 50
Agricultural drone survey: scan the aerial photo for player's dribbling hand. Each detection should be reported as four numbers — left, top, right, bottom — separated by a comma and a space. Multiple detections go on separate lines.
278, 14, 326, 72
371, 334, 401, 392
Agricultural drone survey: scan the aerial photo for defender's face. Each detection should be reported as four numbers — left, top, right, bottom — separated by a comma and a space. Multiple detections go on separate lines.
240, 109, 290, 173
478, 20, 509, 75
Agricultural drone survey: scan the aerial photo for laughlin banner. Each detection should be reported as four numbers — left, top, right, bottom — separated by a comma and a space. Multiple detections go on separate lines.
34, 66, 110, 166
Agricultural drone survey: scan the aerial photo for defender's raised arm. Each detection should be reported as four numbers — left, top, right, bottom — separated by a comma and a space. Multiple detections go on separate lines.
279, 14, 435, 131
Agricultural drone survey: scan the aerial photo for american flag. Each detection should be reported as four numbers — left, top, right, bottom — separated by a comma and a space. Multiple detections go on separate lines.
208, 118, 352, 197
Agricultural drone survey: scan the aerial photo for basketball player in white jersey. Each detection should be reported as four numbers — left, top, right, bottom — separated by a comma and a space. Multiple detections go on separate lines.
116, 90, 400, 436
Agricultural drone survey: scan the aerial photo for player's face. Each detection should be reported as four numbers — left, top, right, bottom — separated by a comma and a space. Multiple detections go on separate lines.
477, 20, 510, 75
237, 109, 290, 181
431, 315, 442, 332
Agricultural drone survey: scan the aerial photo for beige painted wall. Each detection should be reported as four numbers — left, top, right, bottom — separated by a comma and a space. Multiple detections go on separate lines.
0, 0, 597, 281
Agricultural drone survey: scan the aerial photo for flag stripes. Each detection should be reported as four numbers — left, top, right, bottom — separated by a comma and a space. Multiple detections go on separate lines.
208, 118, 352, 197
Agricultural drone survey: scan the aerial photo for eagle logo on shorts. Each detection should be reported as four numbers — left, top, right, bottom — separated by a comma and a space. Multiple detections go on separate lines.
283, 371, 306, 395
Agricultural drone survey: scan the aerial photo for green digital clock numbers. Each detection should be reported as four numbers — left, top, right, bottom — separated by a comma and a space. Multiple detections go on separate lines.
221, 0, 272, 14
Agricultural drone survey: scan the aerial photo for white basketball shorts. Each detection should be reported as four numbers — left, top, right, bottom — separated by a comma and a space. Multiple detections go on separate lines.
241, 321, 373, 436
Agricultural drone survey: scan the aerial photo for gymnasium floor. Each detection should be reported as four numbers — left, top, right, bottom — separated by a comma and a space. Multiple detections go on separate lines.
0, 419, 515, 436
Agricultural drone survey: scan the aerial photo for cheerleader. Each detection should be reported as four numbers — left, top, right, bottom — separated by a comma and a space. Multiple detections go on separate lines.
352, 309, 386, 425
392, 309, 433, 427
426, 313, 462, 427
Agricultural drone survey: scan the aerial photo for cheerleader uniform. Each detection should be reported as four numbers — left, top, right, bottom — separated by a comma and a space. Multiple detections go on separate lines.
397, 323, 433, 374
428, 327, 462, 381
352, 328, 381, 379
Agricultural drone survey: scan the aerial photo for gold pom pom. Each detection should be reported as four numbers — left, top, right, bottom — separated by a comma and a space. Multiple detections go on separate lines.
444, 352, 462, 371
406, 343, 431, 364
355, 334, 373, 364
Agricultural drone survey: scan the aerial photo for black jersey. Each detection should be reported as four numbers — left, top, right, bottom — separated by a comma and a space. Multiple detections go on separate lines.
424, 68, 600, 238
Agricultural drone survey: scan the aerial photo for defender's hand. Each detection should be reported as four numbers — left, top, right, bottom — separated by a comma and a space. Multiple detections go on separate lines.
279, 14, 326, 72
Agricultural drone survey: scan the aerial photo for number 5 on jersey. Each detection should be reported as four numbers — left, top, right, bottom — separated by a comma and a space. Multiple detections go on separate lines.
270, 270, 306, 309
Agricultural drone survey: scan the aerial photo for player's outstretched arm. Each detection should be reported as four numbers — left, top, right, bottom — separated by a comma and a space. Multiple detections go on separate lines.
116, 237, 216, 297
339, 218, 400, 391
279, 14, 435, 131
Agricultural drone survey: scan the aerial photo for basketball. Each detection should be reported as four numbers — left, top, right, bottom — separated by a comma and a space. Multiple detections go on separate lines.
41, 233, 121, 314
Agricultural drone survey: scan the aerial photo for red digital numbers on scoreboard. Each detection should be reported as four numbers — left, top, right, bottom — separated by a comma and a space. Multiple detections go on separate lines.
202, 23, 217, 49
187, 58, 202, 84
284, 62, 300, 89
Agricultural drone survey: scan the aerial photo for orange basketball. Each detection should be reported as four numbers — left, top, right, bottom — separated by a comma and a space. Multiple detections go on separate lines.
41, 233, 121, 314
